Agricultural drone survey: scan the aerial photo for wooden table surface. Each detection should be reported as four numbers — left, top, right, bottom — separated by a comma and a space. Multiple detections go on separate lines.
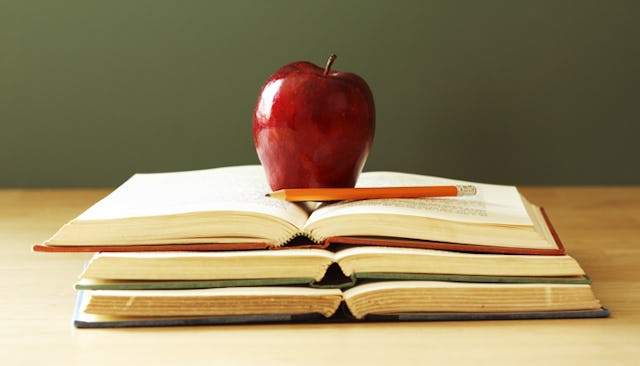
1, 187, 639, 365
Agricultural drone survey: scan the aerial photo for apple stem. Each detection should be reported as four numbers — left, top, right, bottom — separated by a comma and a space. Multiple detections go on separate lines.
324, 54, 337, 76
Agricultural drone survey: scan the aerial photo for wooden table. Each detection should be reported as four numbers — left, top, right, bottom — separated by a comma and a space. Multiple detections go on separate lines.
1, 188, 639, 365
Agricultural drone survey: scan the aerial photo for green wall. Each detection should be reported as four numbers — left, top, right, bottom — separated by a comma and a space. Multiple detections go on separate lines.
2, 0, 639, 187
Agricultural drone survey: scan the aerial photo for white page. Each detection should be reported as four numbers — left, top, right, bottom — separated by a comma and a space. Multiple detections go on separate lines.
307, 171, 533, 226
76, 165, 309, 229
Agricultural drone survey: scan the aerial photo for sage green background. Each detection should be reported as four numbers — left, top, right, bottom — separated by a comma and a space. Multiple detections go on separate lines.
2, 0, 639, 187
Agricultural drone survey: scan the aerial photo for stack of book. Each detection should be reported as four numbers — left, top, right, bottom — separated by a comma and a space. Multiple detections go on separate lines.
35, 165, 608, 328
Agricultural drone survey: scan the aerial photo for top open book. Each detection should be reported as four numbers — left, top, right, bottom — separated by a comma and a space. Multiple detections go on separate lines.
35, 165, 564, 255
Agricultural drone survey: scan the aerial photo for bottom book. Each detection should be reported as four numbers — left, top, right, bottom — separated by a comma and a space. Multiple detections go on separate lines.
73, 281, 609, 328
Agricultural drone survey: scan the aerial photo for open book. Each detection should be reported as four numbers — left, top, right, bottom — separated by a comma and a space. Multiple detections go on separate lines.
73, 281, 607, 328
74, 247, 590, 292
36, 165, 564, 254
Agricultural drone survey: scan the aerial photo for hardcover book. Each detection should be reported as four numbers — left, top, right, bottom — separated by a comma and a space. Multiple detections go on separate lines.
72, 282, 609, 328
74, 246, 589, 291
35, 165, 565, 255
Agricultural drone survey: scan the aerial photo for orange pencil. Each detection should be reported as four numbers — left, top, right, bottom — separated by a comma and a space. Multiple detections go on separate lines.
266, 185, 477, 202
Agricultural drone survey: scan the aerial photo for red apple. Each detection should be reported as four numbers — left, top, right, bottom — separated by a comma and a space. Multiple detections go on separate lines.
253, 54, 375, 190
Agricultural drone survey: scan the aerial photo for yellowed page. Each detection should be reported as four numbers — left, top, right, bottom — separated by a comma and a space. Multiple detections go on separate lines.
79, 249, 336, 281
82, 287, 344, 317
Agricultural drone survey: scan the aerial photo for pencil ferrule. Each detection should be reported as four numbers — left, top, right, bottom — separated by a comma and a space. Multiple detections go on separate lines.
457, 185, 477, 196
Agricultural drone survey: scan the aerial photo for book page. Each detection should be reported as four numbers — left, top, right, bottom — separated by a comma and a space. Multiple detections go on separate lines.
306, 171, 533, 227
76, 165, 309, 229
